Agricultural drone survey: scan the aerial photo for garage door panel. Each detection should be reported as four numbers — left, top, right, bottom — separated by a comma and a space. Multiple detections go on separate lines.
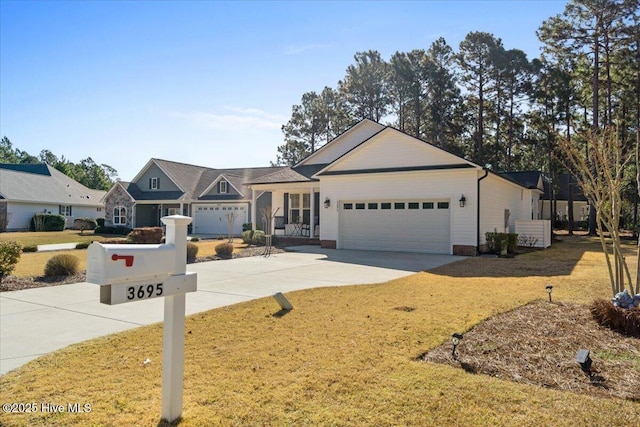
193, 204, 247, 235
340, 200, 450, 254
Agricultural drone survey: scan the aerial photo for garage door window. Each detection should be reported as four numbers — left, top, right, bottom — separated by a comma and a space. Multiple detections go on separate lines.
381, 203, 391, 210
408, 202, 419, 209
437, 202, 449, 209
368, 203, 378, 210
356, 203, 365, 210
423, 202, 434, 209
394, 202, 405, 209
344, 203, 353, 210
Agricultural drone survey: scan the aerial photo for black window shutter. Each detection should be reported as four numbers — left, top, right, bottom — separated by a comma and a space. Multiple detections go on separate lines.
59, 205, 62, 215
284, 193, 289, 223
157, 177, 159, 189
149, 178, 152, 189
69, 206, 72, 216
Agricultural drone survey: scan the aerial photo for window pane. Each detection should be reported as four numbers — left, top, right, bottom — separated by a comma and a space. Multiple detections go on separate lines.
381, 203, 391, 210
437, 202, 449, 209
394, 202, 405, 209
290, 194, 300, 208
423, 202, 434, 209
408, 202, 419, 209
356, 203, 365, 210
344, 203, 353, 210
303, 193, 310, 208
368, 203, 378, 210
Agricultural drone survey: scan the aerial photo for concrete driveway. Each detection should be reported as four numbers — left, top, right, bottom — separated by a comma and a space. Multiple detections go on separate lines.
0, 246, 463, 375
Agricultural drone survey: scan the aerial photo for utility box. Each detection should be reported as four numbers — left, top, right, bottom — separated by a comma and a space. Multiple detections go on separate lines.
87, 243, 176, 286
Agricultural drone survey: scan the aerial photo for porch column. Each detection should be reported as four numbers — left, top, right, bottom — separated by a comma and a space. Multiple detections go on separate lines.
309, 186, 315, 238
251, 187, 257, 231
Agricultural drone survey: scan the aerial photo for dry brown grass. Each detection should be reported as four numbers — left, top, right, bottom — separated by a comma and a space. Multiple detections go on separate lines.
0, 236, 639, 426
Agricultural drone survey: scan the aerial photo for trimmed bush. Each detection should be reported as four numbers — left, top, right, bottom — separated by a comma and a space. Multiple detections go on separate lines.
0, 240, 22, 283
96, 218, 105, 227
485, 232, 518, 255
590, 299, 640, 338
22, 244, 38, 253
241, 229, 266, 245
75, 241, 91, 249
73, 217, 98, 234
128, 227, 163, 244
186, 242, 199, 263
30, 213, 66, 231
215, 242, 234, 257
242, 223, 252, 232
95, 226, 132, 235
44, 254, 79, 276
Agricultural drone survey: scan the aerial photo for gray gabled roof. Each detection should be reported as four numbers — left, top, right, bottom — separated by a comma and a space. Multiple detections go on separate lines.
125, 159, 286, 201
500, 171, 544, 191
246, 164, 329, 185
0, 163, 106, 205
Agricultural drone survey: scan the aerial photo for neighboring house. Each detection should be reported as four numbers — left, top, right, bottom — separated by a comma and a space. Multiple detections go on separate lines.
541, 173, 589, 221
246, 119, 549, 255
102, 159, 286, 236
0, 163, 106, 231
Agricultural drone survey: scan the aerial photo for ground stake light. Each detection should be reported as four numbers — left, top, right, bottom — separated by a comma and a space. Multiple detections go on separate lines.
575, 349, 592, 376
546, 284, 553, 302
451, 333, 463, 359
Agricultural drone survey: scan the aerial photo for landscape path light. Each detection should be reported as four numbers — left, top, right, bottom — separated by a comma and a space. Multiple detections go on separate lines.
546, 284, 553, 302
575, 349, 593, 377
451, 333, 463, 359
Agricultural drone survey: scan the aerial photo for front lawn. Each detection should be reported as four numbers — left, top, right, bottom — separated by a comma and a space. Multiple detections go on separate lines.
0, 237, 638, 426
0, 230, 124, 246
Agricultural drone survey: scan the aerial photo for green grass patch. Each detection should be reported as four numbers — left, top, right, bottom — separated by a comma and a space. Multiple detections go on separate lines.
0, 230, 122, 246
0, 237, 638, 426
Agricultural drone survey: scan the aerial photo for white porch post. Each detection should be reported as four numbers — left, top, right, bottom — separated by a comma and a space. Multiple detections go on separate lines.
251, 187, 257, 231
309, 186, 315, 238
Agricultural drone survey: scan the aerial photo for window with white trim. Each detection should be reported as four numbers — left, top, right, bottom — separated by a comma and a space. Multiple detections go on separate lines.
289, 193, 311, 223
113, 206, 127, 225
219, 181, 228, 193
59, 205, 72, 216
150, 177, 159, 190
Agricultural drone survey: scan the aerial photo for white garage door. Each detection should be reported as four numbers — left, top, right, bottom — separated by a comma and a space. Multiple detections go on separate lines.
193, 204, 247, 236
340, 200, 451, 254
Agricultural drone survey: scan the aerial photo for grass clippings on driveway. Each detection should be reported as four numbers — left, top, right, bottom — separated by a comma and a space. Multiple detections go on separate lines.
1, 236, 639, 426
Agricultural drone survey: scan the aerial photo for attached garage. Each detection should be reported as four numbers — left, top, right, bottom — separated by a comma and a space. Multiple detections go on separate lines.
339, 199, 451, 254
193, 203, 248, 236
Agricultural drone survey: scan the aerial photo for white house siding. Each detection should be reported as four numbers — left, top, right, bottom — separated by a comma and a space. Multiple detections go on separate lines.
330, 131, 470, 171
479, 174, 530, 244
303, 121, 385, 165
6, 202, 60, 231
320, 169, 478, 254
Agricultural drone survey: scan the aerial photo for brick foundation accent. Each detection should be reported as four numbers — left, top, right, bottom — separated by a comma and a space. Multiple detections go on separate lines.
453, 245, 477, 256
321, 240, 337, 249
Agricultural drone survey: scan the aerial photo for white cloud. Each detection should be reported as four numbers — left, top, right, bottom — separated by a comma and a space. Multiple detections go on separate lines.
170, 107, 287, 131
284, 43, 330, 55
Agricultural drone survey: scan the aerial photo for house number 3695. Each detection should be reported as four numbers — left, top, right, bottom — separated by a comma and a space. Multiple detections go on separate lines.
127, 283, 164, 300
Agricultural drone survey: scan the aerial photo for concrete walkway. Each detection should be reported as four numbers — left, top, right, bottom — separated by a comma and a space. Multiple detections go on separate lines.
0, 247, 464, 375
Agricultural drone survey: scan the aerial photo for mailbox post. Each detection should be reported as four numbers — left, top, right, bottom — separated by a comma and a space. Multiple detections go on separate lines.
86, 215, 196, 423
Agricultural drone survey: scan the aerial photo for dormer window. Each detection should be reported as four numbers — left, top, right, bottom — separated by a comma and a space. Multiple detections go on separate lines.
219, 181, 228, 193
150, 177, 159, 190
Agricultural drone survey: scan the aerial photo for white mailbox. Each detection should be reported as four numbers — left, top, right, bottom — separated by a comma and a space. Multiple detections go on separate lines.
87, 243, 176, 286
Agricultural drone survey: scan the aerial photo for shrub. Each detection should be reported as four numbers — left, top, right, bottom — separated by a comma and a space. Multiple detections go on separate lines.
44, 254, 79, 276
485, 232, 518, 255
95, 226, 132, 235
242, 223, 252, 232
30, 213, 66, 231
241, 229, 266, 245
590, 299, 640, 338
22, 244, 38, 253
0, 240, 22, 283
190, 236, 200, 242
75, 241, 91, 249
73, 217, 98, 234
128, 227, 163, 244
215, 242, 234, 257
186, 242, 199, 263
96, 218, 105, 227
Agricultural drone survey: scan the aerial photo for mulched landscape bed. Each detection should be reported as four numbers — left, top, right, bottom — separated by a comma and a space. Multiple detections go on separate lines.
419, 300, 640, 401
0, 245, 286, 292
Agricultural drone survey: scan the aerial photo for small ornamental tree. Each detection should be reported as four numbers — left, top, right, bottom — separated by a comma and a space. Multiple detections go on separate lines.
0, 240, 22, 283
557, 128, 638, 297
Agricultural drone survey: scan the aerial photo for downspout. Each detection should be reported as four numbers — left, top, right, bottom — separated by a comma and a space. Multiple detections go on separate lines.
477, 169, 489, 254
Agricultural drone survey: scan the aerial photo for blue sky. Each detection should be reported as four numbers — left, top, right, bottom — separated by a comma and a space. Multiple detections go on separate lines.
0, 0, 568, 181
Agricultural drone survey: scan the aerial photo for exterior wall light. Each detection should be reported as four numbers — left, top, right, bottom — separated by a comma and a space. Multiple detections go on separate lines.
459, 195, 466, 207
324, 197, 331, 208
451, 332, 463, 359
575, 349, 592, 376
546, 284, 553, 302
